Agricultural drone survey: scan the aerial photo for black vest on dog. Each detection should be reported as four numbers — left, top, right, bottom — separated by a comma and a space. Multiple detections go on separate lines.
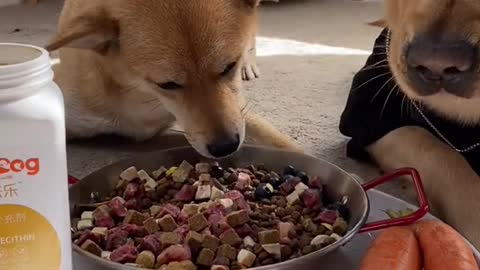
339, 28, 480, 175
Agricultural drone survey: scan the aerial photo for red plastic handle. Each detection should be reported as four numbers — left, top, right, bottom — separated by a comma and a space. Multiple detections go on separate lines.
359, 167, 430, 233
68, 175, 80, 186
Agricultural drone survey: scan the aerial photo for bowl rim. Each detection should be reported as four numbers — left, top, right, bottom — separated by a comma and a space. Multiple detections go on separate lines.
70, 145, 370, 270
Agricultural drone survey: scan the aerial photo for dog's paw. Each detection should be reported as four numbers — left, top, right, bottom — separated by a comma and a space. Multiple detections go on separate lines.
242, 61, 260, 81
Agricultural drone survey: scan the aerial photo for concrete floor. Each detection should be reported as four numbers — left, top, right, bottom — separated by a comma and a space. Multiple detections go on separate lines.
0, 0, 417, 204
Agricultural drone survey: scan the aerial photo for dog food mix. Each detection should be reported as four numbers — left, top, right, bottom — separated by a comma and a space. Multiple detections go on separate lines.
0, 43, 72, 269
72, 161, 350, 269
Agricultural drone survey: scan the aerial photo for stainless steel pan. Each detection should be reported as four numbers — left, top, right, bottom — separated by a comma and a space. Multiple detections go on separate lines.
69, 145, 429, 270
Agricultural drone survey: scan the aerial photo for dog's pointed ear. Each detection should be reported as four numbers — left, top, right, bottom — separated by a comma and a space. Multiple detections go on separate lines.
46, 7, 118, 54
243, 0, 261, 8
367, 19, 387, 28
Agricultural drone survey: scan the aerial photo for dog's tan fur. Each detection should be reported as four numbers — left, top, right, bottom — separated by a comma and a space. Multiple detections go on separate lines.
47, 0, 301, 158
368, 0, 480, 248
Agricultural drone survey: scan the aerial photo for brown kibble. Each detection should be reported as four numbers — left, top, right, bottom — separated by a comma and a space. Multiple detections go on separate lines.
257, 251, 268, 260
216, 244, 237, 260
165, 260, 197, 270
158, 214, 178, 232
213, 256, 230, 266
81, 239, 103, 257
203, 235, 220, 251
160, 232, 181, 248
197, 248, 215, 266
225, 210, 250, 228
291, 211, 301, 221
136, 250, 156, 269
333, 217, 348, 235
219, 229, 242, 246
302, 245, 316, 255
186, 231, 204, 250
258, 230, 280, 245
143, 217, 160, 234
281, 245, 293, 259
189, 213, 209, 232
150, 205, 162, 217
124, 210, 147, 225
260, 258, 275, 266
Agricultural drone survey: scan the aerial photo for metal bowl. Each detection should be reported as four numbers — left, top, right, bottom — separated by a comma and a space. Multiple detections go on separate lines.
69, 145, 429, 270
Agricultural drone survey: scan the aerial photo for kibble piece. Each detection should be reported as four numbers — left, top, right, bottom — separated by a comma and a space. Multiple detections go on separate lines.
211, 186, 225, 200
158, 214, 178, 232
213, 256, 230, 266
197, 248, 215, 266
203, 235, 220, 251
294, 182, 309, 193
124, 210, 147, 225
101, 251, 111, 260
120, 166, 139, 181
143, 217, 160, 234
81, 239, 103, 257
144, 176, 158, 191
330, 233, 342, 241
172, 161, 194, 183
199, 174, 211, 183
258, 230, 280, 245
189, 213, 209, 232
225, 210, 250, 228
160, 232, 181, 248
243, 236, 255, 247
196, 163, 211, 174
262, 243, 281, 259
286, 191, 301, 206
182, 204, 200, 217
195, 185, 212, 201
219, 229, 242, 246
216, 244, 237, 260
333, 217, 348, 234
81, 211, 94, 220
136, 250, 156, 269
186, 231, 204, 250
236, 249, 256, 267
91, 227, 108, 237
77, 219, 94, 230
150, 205, 162, 217
310, 235, 330, 246
152, 166, 168, 179
165, 260, 197, 270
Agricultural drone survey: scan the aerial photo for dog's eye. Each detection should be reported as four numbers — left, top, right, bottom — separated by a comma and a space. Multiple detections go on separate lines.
221, 62, 237, 76
158, 81, 183, 90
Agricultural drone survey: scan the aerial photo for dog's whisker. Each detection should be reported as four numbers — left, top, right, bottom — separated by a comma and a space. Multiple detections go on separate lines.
352, 71, 392, 91
356, 64, 390, 73
380, 83, 399, 118
362, 58, 388, 70
370, 76, 395, 103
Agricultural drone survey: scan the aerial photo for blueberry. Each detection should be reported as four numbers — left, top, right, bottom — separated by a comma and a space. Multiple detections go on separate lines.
283, 174, 295, 182
270, 177, 282, 189
296, 171, 309, 184
255, 183, 273, 200
327, 202, 350, 221
211, 165, 224, 178
283, 165, 296, 176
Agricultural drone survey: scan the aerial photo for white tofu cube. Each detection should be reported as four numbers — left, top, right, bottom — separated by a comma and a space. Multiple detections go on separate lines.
80, 211, 94, 220
152, 166, 167, 179
195, 163, 211, 174
182, 204, 200, 217
101, 251, 111, 260
144, 177, 158, 191
211, 186, 225, 200
91, 227, 108, 236
172, 161, 194, 183
286, 191, 300, 205
243, 236, 256, 247
294, 182, 309, 193
77, 219, 94, 230
218, 198, 234, 211
199, 173, 211, 183
330, 233, 342, 241
237, 249, 256, 267
262, 243, 281, 259
195, 185, 211, 200
120, 166, 139, 181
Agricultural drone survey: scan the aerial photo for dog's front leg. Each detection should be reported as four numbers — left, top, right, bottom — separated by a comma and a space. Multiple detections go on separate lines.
244, 113, 303, 152
242, 34, 260, 81
367, 126, 480, 249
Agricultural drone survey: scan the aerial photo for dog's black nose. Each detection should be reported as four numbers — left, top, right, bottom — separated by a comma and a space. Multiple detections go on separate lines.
406, 37, 477, 97
207, 134, 240, 158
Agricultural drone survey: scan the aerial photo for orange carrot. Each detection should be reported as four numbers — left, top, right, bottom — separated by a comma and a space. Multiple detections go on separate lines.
359, 226, 422, 270
414, 220, 479, 270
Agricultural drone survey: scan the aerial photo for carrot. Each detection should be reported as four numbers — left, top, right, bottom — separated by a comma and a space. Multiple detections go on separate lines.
359, 226, 422, 270
414, 220, 479, 270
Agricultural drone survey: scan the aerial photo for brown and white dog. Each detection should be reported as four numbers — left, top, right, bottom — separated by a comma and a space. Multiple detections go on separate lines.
341, 0, 480, 248
46, 0, 301, 159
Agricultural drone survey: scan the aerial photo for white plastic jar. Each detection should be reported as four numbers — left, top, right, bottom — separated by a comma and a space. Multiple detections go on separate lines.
0, 43, 72, 270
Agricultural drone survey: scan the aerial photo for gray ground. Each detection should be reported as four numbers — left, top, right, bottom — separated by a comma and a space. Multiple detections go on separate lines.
0, 0, 416, 204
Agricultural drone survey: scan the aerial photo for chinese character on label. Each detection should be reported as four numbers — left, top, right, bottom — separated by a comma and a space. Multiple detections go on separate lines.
4, 214, 15, 224
0, 183, 18, 198
0, 216, 3, 225
15, 213, 26, 223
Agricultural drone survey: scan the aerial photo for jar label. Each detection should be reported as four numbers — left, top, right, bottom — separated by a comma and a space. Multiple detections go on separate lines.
0, 204, 61, 270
